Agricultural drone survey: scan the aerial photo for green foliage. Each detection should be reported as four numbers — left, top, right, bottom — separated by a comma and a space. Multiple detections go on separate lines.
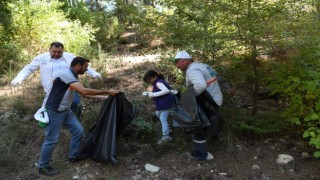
93, 12, 125, 52
8, 0, 97, 64
268, 0, 320, 151
0, 43, 23, 76
114, 0, 140, 26
60, 0, 95, 25
228, 109, 286, 135
303, 126, 320, 158
131, 117, 157, 140
0, 0, 13, 42
270, 60, 320, 157
59, 0, 125, 53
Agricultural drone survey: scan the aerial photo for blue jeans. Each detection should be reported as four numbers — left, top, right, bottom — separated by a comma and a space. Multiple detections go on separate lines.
71, 91, 81, 117
156, 110, 170, 136
37, 109, 84, 168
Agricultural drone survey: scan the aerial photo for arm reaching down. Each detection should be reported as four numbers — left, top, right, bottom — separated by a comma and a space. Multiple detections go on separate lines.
70, 82, 119, 98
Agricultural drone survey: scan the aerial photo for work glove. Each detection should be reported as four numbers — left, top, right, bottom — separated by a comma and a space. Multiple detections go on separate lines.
142, 91, 154, 98
170, 90, 178, 94
11, 80, 21, 86
94, 73, 103, 80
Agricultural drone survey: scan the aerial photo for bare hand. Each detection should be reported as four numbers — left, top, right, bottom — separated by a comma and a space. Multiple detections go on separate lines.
108, 89, 120, 96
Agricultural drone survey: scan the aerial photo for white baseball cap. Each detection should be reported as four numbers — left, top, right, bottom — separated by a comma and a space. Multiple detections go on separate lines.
169, 51, 192, 61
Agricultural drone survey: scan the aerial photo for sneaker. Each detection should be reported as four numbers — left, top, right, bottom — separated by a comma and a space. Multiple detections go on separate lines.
206, 152, 214, 160
38, 166, 59, 176
157, 136, 172, 145
185, 152, 214, 161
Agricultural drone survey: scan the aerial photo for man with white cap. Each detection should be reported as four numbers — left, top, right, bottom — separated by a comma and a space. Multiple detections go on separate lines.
170, 51, 223, 160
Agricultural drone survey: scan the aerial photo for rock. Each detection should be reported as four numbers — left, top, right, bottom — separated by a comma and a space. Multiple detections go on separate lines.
270, 146, 276, 151
276, 154, 294, 164
276, 154, 295, 172
301, 152, 310, 158
236, 144, 243, 151
252, 165, 260, 170
145, 163, 160, 173
264, 138, 271, 143
279, 138, 286, 143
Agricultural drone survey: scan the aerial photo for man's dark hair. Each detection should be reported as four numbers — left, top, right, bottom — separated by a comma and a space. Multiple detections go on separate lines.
71, 57, 90, 67
50, 42, 64, 49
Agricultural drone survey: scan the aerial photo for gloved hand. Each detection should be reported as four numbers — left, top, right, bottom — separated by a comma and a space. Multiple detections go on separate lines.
94, 73, 103, 80
11, 80, 21, 86
142, 91, 149, 96
142, 91, 154, 97
170, 90, 178, 94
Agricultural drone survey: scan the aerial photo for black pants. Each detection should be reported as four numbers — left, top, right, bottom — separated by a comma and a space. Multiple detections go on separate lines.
191, 127, 208, 160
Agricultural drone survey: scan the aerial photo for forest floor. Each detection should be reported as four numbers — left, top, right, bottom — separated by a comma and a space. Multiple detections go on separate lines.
0, 37, 320, 179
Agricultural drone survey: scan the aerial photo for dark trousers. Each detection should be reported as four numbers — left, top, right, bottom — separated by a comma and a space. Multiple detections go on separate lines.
191, 127, 208, 160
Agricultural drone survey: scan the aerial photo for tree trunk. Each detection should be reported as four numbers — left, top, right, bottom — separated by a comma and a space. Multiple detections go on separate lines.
247, 0, 258, 115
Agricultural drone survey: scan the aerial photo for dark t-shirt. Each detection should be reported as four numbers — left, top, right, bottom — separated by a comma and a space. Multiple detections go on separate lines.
44, 68, 78, 111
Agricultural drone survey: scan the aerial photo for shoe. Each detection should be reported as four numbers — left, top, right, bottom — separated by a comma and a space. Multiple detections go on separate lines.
206, 152, 214, 160
38, 166, 59, 176
185, 152, 214, 161
68, 157, 78, 163
69, 156, 87, 163
157, 136, 172, 145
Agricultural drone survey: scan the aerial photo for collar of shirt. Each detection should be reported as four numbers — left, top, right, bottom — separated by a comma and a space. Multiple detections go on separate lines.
69, 68, 78, 79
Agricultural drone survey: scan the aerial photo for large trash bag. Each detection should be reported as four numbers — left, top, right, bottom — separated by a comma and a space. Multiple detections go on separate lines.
171, 87, 223, 136
171, 87, 211, 132
196, 90, 224, 137
76, 92, 136, 163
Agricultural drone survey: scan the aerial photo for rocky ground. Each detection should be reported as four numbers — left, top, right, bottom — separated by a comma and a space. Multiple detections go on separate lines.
5, 126, 320, 180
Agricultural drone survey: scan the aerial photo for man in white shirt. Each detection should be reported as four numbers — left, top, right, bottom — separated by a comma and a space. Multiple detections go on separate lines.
11, 42, 102, 115
170, 51, 223, 161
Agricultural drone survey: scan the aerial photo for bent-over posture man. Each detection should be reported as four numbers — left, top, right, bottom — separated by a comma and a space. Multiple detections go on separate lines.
170, 51, 223, 161
37, 57, 118, 176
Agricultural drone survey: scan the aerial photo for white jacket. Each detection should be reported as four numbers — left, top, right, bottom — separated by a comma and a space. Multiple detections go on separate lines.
11, 52, 101, 92
186, 62, 223, 106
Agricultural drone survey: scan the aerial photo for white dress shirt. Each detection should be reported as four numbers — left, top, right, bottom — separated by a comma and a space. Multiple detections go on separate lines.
11, 52, 101, 92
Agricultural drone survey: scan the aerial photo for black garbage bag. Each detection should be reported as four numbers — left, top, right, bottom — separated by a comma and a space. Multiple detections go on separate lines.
196, 90, 224, 137
171, 87, 211, 132
76, 93, 136, 163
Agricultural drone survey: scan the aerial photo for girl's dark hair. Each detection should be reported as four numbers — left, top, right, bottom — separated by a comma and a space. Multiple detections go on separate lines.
143, 70, 165, 82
